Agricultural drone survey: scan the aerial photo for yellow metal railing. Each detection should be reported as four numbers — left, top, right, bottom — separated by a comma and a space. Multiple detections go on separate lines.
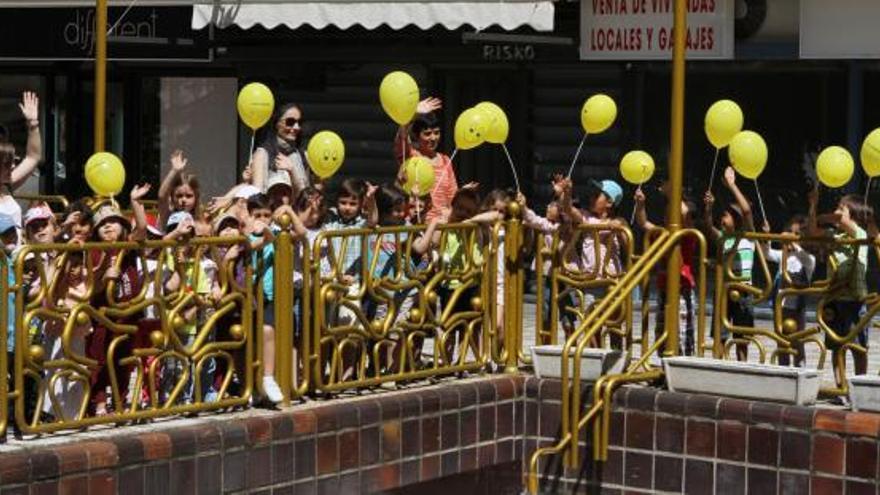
6, 236, 255, 434
527, 227, 708, 493
714, 231, 878, 398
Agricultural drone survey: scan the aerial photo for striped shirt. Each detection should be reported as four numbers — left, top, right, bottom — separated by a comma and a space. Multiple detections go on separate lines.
722, 237, 755, 282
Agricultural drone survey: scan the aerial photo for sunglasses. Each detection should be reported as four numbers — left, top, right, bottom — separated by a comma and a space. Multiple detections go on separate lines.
282, 117, 303, 128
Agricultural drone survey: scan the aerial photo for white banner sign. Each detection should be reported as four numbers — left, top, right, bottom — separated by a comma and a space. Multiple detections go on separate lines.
800, 0, 880, 59
580, 0, 734, 60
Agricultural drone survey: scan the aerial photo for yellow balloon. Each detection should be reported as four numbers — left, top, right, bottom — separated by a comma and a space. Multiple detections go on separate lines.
85, 152, 125, 197
727, 130, 768, 180
475, 102, 509, 144
454, 107, 489, 150
816, 146, 854, 188
704, 99, 744, 149
619, 150, 655, 185
581, 94, 617, 134
237, 83, 275, 130
861, 128, 880, 178
403, 156, 435, 196
306, 131, 345, 179
379, 71, 420, 125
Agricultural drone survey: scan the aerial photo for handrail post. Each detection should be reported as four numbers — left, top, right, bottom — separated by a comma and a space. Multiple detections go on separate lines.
94, 0, 107, 152
504, 201, 524, 373
274, 216, 294, 406
663, 0, 687, 357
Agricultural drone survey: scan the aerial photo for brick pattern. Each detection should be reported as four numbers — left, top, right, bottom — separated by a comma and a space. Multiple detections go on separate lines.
525, 377, 880, 494
5, 375, 880, 495
0, 375, 524, 495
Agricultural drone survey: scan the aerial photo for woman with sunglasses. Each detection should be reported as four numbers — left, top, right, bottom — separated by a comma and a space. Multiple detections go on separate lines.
251, 103, 311, 198
394, 97, 458, 221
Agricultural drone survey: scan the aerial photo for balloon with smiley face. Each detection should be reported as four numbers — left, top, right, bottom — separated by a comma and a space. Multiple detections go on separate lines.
581, 94, 617, 134
475, 101, 509, 144
306, 131, 345, 179
454, 107, 489, 151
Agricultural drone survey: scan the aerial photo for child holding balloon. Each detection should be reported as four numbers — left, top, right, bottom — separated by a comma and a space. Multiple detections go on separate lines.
704, 166, 756, 361
807, 187, 872, 378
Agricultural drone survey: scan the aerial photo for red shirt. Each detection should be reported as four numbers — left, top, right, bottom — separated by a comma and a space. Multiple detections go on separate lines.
655, 234, 697, 291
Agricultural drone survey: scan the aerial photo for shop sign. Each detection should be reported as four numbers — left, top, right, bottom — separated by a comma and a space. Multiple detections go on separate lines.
482, 44, 536, 62
580, 0, 734, 60
0, 6, 210, 61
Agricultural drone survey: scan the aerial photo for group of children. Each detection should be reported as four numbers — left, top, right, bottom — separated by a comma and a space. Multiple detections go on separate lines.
2, 92, 875, 429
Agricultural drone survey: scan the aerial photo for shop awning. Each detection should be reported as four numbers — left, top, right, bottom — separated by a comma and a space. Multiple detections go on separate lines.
0, 0, 553, 32
191, 1, 554, 32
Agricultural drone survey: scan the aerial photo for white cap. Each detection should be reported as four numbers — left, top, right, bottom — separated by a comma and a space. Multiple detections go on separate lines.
234, 185, 261, 200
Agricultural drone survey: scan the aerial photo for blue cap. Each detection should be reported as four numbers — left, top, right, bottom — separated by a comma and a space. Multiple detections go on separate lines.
0, 212, 16, 234
599, 180, 623, 207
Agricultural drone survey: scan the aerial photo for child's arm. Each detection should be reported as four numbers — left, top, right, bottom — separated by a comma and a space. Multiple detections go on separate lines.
413, 217, 441, 255
157, 150, 186, 222
10, 92, 41, 191
250, 148, 269, 192
273, 205, 307, 237
129, 183, 151, 241
722, 166, 754, 231
703, 190, 722, 240
633, 188, 656, 231
806, 186, 823, 237
247, 221, 275, 251
465, 211, 503, 224
363, 182, 379, 228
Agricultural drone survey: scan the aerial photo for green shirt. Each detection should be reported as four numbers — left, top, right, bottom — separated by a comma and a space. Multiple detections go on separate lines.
832, 225, 868, 301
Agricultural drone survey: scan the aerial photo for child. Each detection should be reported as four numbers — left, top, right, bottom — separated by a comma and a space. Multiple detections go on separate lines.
41, 250, 90, 421
161, 210, 220, 404
760, 215, 815, 367
634, 186, 699, 355
87, 184, 149, 414
367, 184, 440, 372
248, 192, 305, 404
59, 200, 93, 244
808, 188, 872, 378
704, 166, 756, 361
158, 150, 201, 226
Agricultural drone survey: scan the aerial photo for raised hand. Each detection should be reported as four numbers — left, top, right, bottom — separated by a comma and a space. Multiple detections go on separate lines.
241, 162, 253, 183
703, 191, 715, 207
634, 188, 646, 204
130, 183, 152, 201
461, 182, 479, 191
723, 166, 737, 189
365, 181, 378, 199
417, 97, 442, 115
19, 91, 39, 123
170, 150, 187, 172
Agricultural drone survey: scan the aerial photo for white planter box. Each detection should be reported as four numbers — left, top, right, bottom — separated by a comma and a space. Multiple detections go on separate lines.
663, 357, 820, 406
530, 345, 626, 381
849, 375, 880, 412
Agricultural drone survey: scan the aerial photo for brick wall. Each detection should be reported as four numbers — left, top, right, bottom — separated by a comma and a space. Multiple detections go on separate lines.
2, 375, 879, 494
525, 377, 880, 494
0, 375, 525, 494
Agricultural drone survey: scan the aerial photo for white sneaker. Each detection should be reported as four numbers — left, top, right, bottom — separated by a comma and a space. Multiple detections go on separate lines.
262, 376, 284, 403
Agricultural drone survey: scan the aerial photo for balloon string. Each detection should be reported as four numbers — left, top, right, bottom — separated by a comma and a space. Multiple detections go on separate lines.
449, 148, 458, 162
567, 133, 588, 179
248, 131, 256, 167
707, 147, 720, 191
866, 177, 872, 210
629, 185, 641, 226
414, 166, 422, 224
754, 179, 768, 226
501, 144, 521, 193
